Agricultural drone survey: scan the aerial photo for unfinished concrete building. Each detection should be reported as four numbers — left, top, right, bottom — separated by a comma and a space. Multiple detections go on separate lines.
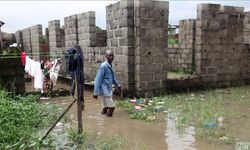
13, 0, 250, 97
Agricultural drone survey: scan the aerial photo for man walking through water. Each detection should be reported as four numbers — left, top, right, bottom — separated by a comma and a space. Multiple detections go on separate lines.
93, 50, 121, 117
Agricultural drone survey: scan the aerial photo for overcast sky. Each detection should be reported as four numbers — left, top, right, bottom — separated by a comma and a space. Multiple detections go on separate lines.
0, 0, 250, 33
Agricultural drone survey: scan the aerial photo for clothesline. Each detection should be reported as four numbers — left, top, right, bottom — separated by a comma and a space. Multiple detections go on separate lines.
0, 53, 74, 57
0, 55, 66, 59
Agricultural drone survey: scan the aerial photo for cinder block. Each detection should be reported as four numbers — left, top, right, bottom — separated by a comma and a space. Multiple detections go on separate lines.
147, 81, 161, 90
119, 37, 134, 46
152, 1, 169, 10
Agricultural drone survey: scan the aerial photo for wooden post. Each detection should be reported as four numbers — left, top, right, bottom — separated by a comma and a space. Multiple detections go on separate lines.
41, 98, 77, 141
75, 73, 83, 134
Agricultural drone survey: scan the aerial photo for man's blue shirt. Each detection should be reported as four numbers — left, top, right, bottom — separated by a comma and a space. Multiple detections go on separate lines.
94, 61, 119, 97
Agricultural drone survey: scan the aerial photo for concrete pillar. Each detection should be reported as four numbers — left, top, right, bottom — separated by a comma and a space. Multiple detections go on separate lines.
106, 0, 136, 97
134, 0, 169, 97
15, 30, 23, 48
64, 14, 78, 49
30, 24, 43, 61
178, 19, 196, 73
77, 11, 96, 48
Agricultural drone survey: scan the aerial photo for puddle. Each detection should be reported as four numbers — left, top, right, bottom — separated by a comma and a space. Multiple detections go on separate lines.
26, 82, 250, 149
165, 112, 196, 150
51, 93, 168, 149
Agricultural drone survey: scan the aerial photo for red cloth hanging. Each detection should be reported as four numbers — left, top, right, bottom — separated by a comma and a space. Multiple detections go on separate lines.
21, 51, 26, 66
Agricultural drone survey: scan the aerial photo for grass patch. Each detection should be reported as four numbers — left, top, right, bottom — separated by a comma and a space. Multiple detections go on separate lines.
167, 71, 191, 79
117, 86, 250, 145
0, 89, 59, 149
41, 128, 125, 150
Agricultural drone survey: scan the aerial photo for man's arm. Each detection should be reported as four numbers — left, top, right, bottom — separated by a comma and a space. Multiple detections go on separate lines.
113, 73, 121, 93
93, 66, 105, 98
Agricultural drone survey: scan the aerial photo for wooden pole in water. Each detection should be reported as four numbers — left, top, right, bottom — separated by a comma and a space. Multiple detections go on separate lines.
76, 73, 83, 134
41, 98, 77, 141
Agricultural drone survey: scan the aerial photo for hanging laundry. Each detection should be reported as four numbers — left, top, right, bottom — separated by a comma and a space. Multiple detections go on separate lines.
24, 56, 32, 75
34, 61, 43, 90
20, 50, 26, 67
43, 60, 53, 94
50, 58, 61, 86
66, 45, 84, 101
30, 59, 36, 77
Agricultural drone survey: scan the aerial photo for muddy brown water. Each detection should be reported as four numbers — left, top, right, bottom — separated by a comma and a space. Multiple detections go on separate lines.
26, 82, 250, 150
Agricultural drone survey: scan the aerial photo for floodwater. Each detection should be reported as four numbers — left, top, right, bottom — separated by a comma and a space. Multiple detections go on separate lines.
26, 81, 250, 149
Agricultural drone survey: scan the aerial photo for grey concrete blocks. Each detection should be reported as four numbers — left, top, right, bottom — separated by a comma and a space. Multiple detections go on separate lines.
22, 27, 32, 54
48, 20, 65, 59
244, 12, 250, 44
30, 24, 43, 60
15, 30, 23, 47
196, 3, 246, 84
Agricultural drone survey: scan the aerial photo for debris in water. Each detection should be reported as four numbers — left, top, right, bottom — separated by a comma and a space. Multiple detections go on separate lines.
135, 105, 142, 110
154, 106, 162, 112
129, 99, 136, 103
40, 97, 50, 100
56, 122, 63, 127
204, 122, 216, 128
218, 116, 224, 127
147, 116, 156, 121
156, 102, 165, 105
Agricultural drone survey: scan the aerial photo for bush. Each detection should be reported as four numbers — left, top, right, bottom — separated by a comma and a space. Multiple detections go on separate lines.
0, 89, 58, 149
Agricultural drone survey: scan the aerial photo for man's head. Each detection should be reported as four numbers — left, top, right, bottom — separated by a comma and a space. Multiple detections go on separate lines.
106, 50, 114, 63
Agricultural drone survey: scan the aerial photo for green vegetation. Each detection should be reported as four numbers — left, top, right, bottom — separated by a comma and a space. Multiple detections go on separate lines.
117, 86, 250, 145
168, 38, 179, 47
167, 71, 191, 78
0, 87, 126, 149
0, 89, 58, 149
0, 47, 21, 59
41, 128, 125, 150
116, 100, 160, 121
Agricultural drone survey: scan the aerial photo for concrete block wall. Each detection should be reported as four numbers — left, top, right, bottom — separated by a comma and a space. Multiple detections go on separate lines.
84, 47, 107, 81
244, 12, 250, 44
106, 0, 136, 96
63, 11, 107, 76
48, 20, 66, 74
64, 14, 78, 49
134, 0, 169, 97
30, 25, 43, 60
196, 4, 245, 86
178, 19, 196, 73
1, 32, 15, 49
22, 28, 32, 55
243, 12, 250, 80
49, 20, 62, 48
0, 58, 25, 93
15, 30, 23, 47
45, 27, 49, 43
48, 20, 65, 59
77, 11, 96, 48
168, 48, 181, 71
95, 30, 107, 47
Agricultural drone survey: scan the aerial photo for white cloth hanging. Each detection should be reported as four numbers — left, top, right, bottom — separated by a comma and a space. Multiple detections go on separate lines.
24, 56, 31, 75
34, 61, 43, 89
50, 59, 61, 85
30, 59, 36, 77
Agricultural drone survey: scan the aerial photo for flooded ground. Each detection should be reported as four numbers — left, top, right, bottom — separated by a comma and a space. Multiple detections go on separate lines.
26, 81, 250, 150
